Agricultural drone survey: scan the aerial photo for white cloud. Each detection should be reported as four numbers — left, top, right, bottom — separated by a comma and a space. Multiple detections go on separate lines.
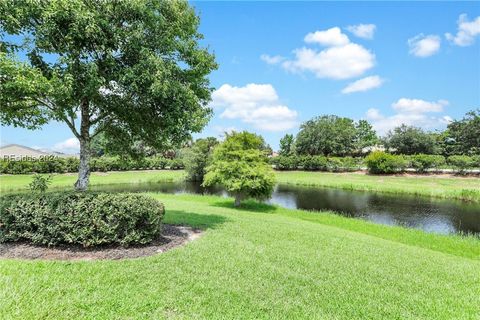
263, 27, 376, 80
392, 98, 448, 113
365, 98, 450, 134
213, 126, 238, 136
282, 44, 375, 80
53, 137, 80, 153
408, 34, 441, 57
304, 27, 350, 46
260, 54, 285, 65
211, 84, 298, 131
346, 24, 376, 39
445, 14, 480, 46
341, 75, 384, 94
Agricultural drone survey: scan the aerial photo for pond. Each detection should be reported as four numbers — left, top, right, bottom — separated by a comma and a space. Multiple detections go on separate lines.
90, 181, 480, 237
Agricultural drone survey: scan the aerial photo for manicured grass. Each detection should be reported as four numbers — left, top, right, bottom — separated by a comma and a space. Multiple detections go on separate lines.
276, 171, 480, 202
2, 170, 479, 202
1, 193, 479, 319
0, 170, 185, 192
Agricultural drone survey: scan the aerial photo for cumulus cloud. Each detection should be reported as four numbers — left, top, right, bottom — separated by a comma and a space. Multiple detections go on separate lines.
392, 98, 448, 113
53, 137, 80, 153
341, 75, 384, 94
365, 98, 450, 134
260, 54, 285, 65
346, 24, 376, 39
282, 43, 375, 80
408, 34, 441, 57
304, 27, 350, 46
211, 84, 298, 131
445, 14, 480, 46
262, 27, 376, 80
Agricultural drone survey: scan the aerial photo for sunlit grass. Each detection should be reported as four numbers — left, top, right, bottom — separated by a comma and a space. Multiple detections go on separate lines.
275, 171, 480, 202
1, 193, 479, 319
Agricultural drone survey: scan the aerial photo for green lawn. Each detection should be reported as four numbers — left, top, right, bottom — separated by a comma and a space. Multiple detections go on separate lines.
1, 193, 479, 319
0, 170, 185, 192
1, 170, 479, 202
275, 171, 480, 202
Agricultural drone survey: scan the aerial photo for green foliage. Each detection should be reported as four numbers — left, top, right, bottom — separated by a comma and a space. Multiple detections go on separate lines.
354, 119, 378, 152
0, 156, 178, 174
279, 134, 295, 156
167, 158, 185, 170
384, 125, 437, 155
271, 155, 362, 172
0, 192, 164, 247
365, 151, 406, 174
203, 132, 275, 206
445, 109, 480, 155
296, 115, 357, 156
29, 174, 52, 193
0, 0, 217, 189
410, 154, 446, 173
183, 137, 218, 181
447, 155, 477, 173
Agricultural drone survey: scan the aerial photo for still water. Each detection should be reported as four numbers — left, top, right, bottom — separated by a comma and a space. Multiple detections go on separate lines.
90, 181, 480, 236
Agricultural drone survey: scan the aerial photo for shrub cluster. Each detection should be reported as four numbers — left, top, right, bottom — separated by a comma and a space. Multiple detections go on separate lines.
0, 192, 164, 247
270, 155, 363, 172
409, 154, 446, 173
447, 155, 479, 173
0, 156, 184, 174
364, 151, 407, 174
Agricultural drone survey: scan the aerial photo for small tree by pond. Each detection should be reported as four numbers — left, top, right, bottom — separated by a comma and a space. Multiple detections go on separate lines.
203, 132, 275, 207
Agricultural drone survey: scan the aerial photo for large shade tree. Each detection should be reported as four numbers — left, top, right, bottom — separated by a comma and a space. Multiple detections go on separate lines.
295, 115, 357, 156
445, 109, 480, 155
384, 125, 436, 155
0, 0, 217, 190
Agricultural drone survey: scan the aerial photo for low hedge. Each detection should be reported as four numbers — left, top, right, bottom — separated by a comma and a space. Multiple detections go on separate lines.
447, 155, 478, 173
0, 156, 183, 174
270, 155, 362, 172
0, 192, 164, 247
409, 154, 446, 173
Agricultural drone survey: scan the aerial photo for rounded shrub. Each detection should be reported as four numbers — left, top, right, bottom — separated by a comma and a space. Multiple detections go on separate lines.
411, 154, 446, 173
365, 151, 406, 174
447, 155, 476, 173
0, 192, 164, 247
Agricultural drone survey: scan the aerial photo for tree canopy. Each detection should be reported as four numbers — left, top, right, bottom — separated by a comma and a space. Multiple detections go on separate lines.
279, 133, 295, 156
384, 125, 436, 155
183, 137, 218, 182
445, 109, 480, 155
295, 115, 358, 156
0, 0, 217, 189
203, 131, 275, 207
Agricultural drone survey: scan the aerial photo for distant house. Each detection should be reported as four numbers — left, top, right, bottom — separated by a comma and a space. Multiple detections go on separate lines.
0, 144, 75, 161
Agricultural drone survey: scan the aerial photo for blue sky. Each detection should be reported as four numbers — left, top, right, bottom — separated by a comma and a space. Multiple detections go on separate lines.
1, 1, 479, 152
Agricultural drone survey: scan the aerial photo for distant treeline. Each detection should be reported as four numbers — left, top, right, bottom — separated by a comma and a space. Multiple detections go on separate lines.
277, 110, 479, 158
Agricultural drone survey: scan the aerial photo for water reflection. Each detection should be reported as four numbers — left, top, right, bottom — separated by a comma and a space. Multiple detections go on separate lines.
90, 182, 480, 236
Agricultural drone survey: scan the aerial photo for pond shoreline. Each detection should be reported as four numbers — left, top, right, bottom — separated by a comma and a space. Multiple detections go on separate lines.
1, 169, 479, 202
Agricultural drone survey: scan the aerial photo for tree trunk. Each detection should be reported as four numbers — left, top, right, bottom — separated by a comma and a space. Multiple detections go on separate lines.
74, 138, 90, 191
234, 193, 244, 207
74, 99, 91, 191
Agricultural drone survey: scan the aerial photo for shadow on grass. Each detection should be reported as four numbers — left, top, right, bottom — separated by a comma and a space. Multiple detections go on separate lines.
163, 210, 229, 230
212, 199, 277, 213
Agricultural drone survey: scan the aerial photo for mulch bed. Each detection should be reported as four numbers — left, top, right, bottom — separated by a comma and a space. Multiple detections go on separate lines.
0, 224, 202, 261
